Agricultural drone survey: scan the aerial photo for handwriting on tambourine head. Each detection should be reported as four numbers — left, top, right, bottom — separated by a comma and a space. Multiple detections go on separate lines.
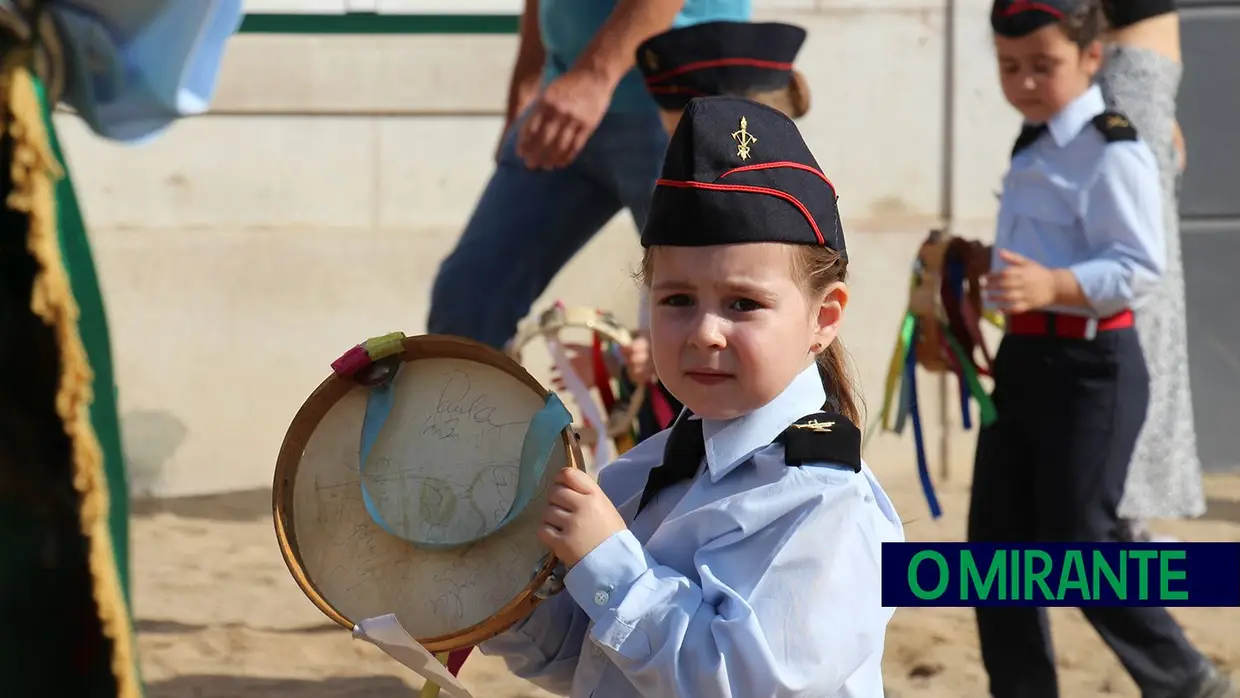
421, 370, 528, 447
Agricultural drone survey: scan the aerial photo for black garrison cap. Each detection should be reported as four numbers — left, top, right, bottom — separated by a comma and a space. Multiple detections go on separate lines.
991, 0, 1085, 36
635, 21, 808, 111
639, 96, 846, 257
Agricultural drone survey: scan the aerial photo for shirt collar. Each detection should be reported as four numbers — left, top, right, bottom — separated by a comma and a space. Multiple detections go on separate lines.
1045, 83, 1105, 148
698, 363, 826, 482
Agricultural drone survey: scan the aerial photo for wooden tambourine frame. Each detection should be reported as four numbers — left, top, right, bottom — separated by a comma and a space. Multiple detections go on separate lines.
909, 230, 955, 373
506, 304, 646, 448
272, 334, 585, 653
908, 229, 995, 373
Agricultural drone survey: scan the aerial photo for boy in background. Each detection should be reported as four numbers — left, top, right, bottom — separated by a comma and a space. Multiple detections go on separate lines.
626, 20, 812, 440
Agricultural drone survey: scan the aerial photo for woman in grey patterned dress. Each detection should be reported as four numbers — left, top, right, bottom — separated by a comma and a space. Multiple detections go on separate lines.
1095, 4, 1206, 533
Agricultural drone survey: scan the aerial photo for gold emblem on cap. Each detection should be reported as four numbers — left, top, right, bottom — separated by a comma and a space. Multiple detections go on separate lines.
1106, 114, 1129, 129
732, 117, 757, 161
643, 48, 658, 71
792, 419, 835, 433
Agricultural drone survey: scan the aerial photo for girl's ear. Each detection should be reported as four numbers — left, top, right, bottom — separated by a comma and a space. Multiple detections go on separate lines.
1081, 39, 1104, 76
812, 282, 848, 352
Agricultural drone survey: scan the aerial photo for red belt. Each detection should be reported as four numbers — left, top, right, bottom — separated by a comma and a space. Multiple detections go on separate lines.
1006, 309, 1133, 339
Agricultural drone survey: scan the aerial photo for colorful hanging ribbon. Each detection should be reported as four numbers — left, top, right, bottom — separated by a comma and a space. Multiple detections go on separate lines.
879, 309, 917, 432
874, 240, 1003, 519
903, 320, 942, 519
592, 335, 637, 454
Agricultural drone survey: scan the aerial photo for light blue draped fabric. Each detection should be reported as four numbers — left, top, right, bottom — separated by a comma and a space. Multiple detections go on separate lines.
50, 0, 243, 144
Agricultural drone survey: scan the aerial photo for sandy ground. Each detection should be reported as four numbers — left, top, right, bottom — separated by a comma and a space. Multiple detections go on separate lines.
131, 461, 1240, 698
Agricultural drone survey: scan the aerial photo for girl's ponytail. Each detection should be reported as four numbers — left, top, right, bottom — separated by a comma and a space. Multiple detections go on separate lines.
816, 342, 860, 425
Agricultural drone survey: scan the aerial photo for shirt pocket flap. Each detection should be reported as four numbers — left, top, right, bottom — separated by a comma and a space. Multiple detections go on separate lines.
1007, 184, 1076, 226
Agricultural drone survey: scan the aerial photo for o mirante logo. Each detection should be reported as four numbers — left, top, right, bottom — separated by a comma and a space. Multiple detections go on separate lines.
881, 543, 1240, 607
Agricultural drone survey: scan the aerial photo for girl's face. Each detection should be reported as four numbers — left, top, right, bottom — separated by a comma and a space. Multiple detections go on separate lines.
994, 24, 1102, 123
647, 243, 846, 420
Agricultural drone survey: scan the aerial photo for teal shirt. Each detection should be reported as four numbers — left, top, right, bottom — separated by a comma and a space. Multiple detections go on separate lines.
539, 0, 753, 114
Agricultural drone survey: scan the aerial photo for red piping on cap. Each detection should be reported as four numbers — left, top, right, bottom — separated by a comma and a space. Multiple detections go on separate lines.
654, 178, 826, 246
1002, 1, 1064, 17
719, 160, 835, 192
644, 57, 794, 85
647, 85, 707, 97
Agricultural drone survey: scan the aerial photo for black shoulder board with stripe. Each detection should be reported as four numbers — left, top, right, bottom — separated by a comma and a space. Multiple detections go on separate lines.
1091, 111, 1138, 143
775, 412, 862, 472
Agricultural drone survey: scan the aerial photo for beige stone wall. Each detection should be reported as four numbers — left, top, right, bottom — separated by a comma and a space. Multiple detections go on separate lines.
61, 0, 1017, 497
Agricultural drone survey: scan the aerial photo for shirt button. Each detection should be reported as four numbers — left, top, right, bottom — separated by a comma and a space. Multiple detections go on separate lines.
593, 589, 610, 606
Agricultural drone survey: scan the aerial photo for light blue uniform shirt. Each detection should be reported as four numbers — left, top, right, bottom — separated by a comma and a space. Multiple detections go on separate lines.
990, 84, 1166, 318
539, 0, 752, 114
479, 364, 905, 697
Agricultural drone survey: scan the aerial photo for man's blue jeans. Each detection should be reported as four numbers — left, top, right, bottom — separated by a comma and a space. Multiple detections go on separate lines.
427, 109, 669, 349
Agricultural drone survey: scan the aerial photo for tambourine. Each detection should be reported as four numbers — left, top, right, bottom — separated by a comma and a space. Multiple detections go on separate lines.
272, 333, 584, 653
908, 229, 955, 373
506, 304, 647, 457
878, 229, 1000, 519
907, 229, 995, 374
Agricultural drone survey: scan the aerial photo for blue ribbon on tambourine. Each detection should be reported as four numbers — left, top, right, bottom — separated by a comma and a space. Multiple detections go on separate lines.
332, 332, 574, 550
357, 372, 572, 549
49, 0, 243, 144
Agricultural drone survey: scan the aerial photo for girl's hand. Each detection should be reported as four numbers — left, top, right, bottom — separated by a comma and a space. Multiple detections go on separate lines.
985, 249, 1056, 313
538, 467, 627, 567
621, 333, 654, 386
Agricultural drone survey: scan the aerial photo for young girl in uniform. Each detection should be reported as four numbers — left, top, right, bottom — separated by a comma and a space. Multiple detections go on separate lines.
478, 95, 904, 698
971, 1, 1234, 696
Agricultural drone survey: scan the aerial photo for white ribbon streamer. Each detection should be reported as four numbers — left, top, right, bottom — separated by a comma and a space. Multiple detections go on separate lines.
545, 336, 615, 467
353, 615, 475, 698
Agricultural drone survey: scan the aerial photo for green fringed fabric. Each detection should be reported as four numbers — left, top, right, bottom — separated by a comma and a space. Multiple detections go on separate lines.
0, 64, 142, 697
41, 78, 133, 608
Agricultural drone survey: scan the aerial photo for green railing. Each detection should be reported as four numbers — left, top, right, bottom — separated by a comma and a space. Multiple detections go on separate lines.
239, 12, 519, 34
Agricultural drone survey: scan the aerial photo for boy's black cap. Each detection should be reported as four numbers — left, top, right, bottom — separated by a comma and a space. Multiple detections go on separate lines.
991, 0, 1084, 37
636, 21, 807, 110
640, 96, 845, 257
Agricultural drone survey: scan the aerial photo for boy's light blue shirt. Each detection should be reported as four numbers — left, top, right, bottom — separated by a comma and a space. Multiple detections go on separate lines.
990, 84, 1166, 318
479, 363, 905, 697
539, 0, 752, 114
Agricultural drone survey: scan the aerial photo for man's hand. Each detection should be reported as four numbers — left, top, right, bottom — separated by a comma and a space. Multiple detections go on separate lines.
984, 249, 1057, 313
496, 79, 542, 163
517, 68, 613, 170
499, 0, 546, 163
538, 467, 627, 567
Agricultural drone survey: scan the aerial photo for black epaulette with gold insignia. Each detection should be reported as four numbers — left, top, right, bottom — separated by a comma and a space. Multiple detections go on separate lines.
1091, 111, 1138, 143
776, 412, 862, 472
